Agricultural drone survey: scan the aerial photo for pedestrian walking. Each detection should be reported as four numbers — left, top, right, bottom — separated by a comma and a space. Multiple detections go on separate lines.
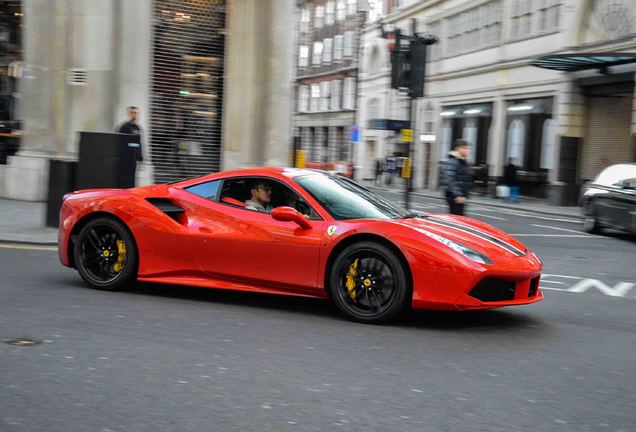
440, 139, 472, 216
503, 157, 519, 203
385, 154, 396, 186
374, 158, 383, 185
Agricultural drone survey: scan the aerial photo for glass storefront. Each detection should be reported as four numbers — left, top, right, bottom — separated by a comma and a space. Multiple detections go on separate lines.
150, 0, 226, 183
0, 0, 21, 164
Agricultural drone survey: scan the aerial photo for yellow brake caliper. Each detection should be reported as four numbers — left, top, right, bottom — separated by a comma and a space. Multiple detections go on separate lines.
113, 240, 127, 273
345, 258, 359, 301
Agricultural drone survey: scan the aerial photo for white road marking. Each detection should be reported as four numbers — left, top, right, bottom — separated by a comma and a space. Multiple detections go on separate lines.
467, 212, 507, 221
540, 274, 636, 297
531, 224, 587, 235
0, 243, 57, 251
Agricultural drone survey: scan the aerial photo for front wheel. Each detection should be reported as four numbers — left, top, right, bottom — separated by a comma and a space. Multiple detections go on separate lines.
583, 203, 601, 234
329, 241, 410, 324
74, 217, 138, 291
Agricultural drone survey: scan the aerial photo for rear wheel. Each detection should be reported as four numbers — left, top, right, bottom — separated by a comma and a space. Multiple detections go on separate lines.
74, 217, 138, 291
330, 241, 410, 324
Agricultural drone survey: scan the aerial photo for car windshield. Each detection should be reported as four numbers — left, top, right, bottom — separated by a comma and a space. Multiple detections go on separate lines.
294, 173, 408, 220
594, 164, 636, 187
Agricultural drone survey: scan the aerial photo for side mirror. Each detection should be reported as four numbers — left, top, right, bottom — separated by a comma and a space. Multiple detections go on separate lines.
271, 206, 312, 230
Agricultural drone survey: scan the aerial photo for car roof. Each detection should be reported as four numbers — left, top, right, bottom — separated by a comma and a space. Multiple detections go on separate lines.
171, 167, 321, 187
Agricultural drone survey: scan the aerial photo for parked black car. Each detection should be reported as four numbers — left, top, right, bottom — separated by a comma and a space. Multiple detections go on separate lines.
581, 163, 636, 234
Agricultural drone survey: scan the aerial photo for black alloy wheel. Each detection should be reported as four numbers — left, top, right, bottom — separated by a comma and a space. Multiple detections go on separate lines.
74, 217, 138, 291
330, 241, 410, 324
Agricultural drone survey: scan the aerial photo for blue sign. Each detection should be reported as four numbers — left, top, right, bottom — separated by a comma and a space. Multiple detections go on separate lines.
350, 126, 359, 142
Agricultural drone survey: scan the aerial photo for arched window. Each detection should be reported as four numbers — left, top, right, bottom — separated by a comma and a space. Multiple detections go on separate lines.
507, 119, 525, 166
540, 118, 555, 169
463, 118, 478, 165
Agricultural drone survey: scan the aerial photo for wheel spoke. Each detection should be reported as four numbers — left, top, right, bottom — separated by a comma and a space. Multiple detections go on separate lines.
84, 254, 100, 267
88, 229, 103, 250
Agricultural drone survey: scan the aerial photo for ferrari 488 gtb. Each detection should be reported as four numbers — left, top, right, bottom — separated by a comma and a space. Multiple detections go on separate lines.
59, 168, 543, 323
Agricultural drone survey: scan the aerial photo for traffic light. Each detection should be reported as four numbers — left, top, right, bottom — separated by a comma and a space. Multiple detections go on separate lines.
408, 38, 427, 98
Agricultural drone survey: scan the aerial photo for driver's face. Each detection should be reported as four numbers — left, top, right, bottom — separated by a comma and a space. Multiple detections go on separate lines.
254, 184, 272, 203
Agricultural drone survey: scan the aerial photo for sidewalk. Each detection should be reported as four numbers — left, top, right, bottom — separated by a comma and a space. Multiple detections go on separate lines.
0, 186, 583, 246
362, 182, 583, 220
0, 199, 58, 245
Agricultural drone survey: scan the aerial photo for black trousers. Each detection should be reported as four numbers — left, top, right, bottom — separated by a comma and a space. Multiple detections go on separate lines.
447, 199, 465, 216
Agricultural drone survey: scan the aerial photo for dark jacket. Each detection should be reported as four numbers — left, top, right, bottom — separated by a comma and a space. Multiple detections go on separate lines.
503, 163, 518, 187
440, 151, 471, 199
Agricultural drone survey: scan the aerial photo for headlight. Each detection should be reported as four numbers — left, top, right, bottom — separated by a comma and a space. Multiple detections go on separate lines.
417, 229, 493, 265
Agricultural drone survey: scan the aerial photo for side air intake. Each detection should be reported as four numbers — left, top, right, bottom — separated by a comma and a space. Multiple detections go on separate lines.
146, 198, 185, 223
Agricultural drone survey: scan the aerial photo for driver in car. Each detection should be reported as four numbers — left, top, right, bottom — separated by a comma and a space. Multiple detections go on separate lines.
245, 180, 273, 213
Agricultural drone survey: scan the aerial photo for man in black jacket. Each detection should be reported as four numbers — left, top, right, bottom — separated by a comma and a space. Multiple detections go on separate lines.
116, 106, 143, 163
440, 139, 471, 215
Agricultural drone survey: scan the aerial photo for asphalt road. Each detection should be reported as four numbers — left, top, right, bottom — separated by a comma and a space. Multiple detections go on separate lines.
1, 195, 635, 432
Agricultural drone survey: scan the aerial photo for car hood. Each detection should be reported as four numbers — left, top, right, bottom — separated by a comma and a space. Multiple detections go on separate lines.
390, 214, 528, 259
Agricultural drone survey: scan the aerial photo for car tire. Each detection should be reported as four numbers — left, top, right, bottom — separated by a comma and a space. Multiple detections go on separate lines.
329, 241, 410, 324
74, 216, 138, 291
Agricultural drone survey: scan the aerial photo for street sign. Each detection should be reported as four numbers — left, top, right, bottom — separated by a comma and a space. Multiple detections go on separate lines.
350, 126, 359, 142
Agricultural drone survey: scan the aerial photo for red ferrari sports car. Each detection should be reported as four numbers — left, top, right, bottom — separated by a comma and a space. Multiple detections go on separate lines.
59, 167, 543, 323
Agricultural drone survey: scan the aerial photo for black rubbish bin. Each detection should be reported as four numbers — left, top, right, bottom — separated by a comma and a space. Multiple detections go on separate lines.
76, 132, 139, 189
46, 159, 78, 227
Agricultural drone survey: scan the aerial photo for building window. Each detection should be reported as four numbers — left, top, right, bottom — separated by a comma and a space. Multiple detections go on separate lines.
343, 77, 356, 110
421, 103, 434, 133
334, 35, 344, 60
344, 31, 355, 57
330, 80, 342, 111
312, 41, 323, 65
347, 0, 357, 15
326, 1, 335, 25
323, 38, 333, 63
447, 0, 501, 56
300, 8, 310, 33
310, 84, 320, 112
540, 118, 555, 169
507, 119, 526, 166
315, 5, 324, 29
538, 0, 560, 33
299, 85, 309, 113
336, 0, 346, 21
319, 82, 330, 111
368, 0, 384, 21
510, 0, 533, 40
299, 45, 309, 67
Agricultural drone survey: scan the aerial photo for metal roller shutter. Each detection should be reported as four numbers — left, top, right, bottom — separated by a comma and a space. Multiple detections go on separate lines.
582, 94, 632, 180
150, 0, 226, 183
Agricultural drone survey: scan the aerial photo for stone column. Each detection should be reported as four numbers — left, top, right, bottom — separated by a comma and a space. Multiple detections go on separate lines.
5, 0, 119, 201
114, 0, 153, 185
488, 98, 507, 179
222, 0, 295, 170
550, 78, 586, 205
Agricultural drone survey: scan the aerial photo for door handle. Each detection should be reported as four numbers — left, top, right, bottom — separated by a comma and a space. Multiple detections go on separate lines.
199, 227, 213, 233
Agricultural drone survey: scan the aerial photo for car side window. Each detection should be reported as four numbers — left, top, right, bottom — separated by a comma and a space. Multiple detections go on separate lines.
184, 180, 221, 201
218, 177, 321, 219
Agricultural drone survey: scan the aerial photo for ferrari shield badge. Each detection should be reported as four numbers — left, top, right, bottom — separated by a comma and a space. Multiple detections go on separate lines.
327, 225, 338, 237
